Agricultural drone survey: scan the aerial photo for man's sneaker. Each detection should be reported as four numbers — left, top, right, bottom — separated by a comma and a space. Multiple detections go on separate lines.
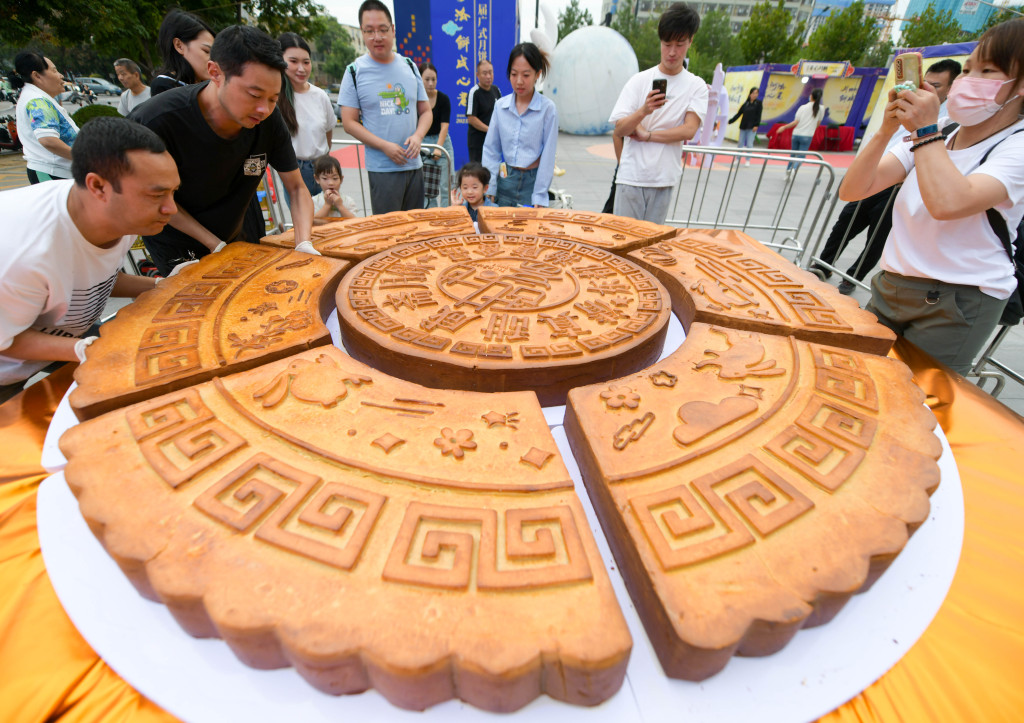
838, 280, 857, 295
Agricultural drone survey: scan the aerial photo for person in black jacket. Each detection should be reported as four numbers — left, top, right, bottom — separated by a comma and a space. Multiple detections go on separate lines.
729, 87, 762, 165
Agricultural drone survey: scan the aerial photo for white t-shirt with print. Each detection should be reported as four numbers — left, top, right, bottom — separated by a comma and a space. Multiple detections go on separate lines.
609, 65, 709, 188
882, 118, 1024, 299
0, 181, 133, 384
312, 191, 357, 217
292, 84, 337, 161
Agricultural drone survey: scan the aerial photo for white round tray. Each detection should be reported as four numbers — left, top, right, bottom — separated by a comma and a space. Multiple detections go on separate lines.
38, 415, 962, 723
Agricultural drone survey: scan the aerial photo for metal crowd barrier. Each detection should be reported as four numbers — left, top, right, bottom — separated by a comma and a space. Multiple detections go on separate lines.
666, 145, 839, 263
264, 140, 454, 233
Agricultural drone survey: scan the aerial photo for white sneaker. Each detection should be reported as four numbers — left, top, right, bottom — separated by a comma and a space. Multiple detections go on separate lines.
743, 159, 750, 166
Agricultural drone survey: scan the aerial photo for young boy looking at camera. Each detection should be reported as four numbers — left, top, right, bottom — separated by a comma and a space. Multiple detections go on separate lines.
312, 154, 357, 222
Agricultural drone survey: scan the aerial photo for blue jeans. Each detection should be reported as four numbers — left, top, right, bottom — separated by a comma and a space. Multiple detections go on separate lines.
495, 166, 539, 207
282, 159, 320, 206
738, 128, 755, 149
786, 135, 812, 171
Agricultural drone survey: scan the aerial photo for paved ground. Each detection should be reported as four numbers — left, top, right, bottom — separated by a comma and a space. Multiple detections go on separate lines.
2, 110, 1021, 415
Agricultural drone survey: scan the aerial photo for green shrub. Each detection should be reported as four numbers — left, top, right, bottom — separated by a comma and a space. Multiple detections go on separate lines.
71, 104, 121, 127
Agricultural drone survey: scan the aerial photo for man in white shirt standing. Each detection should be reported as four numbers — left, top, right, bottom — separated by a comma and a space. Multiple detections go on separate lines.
114, 59, 152, 116
609, 3, 708, 224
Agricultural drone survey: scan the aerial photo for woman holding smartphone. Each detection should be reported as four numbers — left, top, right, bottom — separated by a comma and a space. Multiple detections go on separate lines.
839, 19, 1024, 373
482, 42, 558, 207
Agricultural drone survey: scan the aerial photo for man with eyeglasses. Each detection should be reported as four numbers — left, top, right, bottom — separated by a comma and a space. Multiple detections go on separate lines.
338, 0, 431, 215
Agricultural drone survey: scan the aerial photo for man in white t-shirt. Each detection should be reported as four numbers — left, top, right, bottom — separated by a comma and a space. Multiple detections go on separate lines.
0, 117, 179, 402
114, 58, 152, 116
609, 3, 708, 224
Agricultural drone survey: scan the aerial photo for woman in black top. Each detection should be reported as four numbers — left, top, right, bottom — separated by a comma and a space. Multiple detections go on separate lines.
150, 10, 214, 96
729, 87, 762, 164
419, 61, 453, 208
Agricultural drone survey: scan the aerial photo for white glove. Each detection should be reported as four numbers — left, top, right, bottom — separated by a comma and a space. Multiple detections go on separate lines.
212, 241, 227, 253
168, 259, 200, 277
294, 240, 321, 256
74, 336, 98, 363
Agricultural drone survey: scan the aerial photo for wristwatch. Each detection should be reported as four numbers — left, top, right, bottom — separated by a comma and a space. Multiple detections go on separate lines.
912, 124, 939, 140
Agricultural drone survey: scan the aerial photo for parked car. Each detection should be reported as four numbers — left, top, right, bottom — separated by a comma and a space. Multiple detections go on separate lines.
76, 77, 120, 96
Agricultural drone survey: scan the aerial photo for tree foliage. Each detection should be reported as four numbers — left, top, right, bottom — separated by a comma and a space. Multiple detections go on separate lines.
2, 0, 327, 78
806, 1, 880, 66
689, 8, 742, 82
861, 38, 894, 68
316, 16, 357, 83
737, 0, 806, 64
610, 0, 661, 71
558, 0, 594, 42
899, 2, 964, 47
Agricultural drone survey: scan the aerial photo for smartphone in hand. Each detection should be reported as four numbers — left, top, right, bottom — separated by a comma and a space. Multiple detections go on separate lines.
893, 52, 923, 89
652, 78, 668, 98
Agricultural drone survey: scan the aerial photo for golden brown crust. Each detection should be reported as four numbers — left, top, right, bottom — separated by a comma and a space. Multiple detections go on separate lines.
60, 347, 632, 711
69, 244, 348, 421
335, 234, 672, 406
628, 230, 897, 355
261, 207, 475, 260
477, 207, 676, 254
564, 322, 941, 680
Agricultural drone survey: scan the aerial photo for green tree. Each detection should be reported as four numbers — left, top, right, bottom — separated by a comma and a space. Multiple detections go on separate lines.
689, 8, 741, 82
610, 1, 660, 70
806, 1, 880, 66
899, 2, 964, 47
316, 16, 357, 83
2, 0, 326, 78
737, 0, 806, 64
861, 38, 894, 68
558, 0, 594, 42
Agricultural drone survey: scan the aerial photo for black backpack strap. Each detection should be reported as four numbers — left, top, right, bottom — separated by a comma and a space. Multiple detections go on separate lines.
348, 63, 357, 92
978, 128, 1024, 263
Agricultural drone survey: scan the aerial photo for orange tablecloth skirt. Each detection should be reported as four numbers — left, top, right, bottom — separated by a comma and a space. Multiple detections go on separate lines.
2, 346, 1023, 722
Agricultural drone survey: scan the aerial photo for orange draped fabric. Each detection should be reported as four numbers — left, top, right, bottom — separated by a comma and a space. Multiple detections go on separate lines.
1, 345, 1022, 722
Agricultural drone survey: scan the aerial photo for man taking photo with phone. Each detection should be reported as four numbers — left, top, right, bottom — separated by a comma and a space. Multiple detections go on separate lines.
608, 2, 707, 224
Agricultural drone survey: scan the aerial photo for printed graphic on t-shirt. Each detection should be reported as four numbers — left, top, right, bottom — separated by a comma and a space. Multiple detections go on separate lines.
35, 271, 118, 338
25, 97, 76, 145
378, 83, 411, 115
243, 153, 268, 176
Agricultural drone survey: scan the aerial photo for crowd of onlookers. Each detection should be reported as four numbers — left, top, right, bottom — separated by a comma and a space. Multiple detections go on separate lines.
1, 0, 1023, 398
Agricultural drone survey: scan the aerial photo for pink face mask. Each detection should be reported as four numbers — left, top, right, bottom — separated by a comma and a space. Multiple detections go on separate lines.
946, 75, 1017, 126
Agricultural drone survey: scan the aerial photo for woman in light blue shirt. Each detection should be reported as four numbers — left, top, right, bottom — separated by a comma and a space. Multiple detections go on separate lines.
482, 43, 558, 207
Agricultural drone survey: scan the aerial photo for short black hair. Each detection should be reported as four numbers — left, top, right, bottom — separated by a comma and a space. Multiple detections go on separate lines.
313, 154, 342, 177
457, 161, 490, 188
156, 10, 213, 84
72, 117, 168, 192
476, 59, 493, 71
926, 58, 962, 83
658, 3, 700, 43
114, 58, 142, 76
359, 0, 393, 26
8, 51, 48, 90
507, 42, 549, 79
211, 25, 286, 80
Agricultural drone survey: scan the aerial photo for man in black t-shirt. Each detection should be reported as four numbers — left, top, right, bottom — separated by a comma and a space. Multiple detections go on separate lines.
131, 25, 318, 275
466, 59, 502, 163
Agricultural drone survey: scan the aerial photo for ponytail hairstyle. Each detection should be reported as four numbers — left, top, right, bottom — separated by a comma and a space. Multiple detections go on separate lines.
276, 32, 310, 136
156, 10, 214, 85
810, 87, 823, 118
8, 51, 48, 90
506, 42, 549, 80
